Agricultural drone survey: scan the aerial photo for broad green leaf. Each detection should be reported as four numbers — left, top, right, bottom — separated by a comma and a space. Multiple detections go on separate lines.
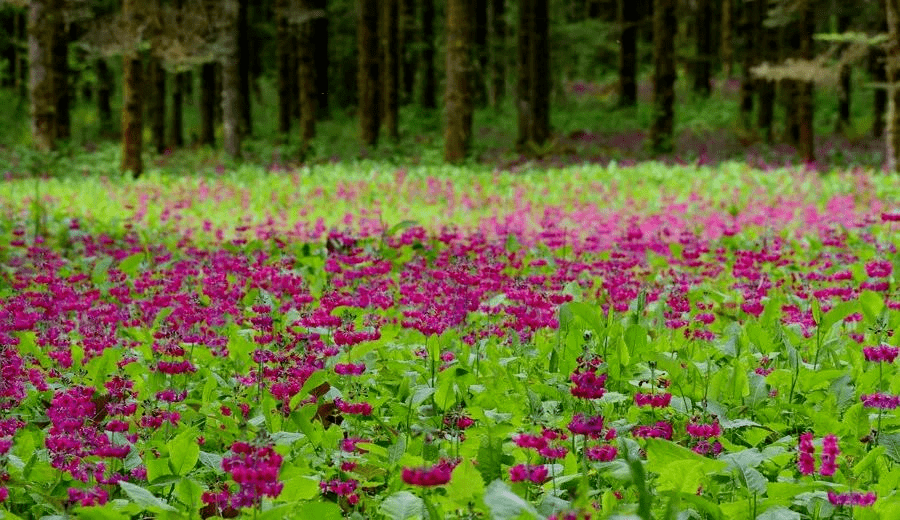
279, 476, 319, 502
879, 433, 900, 463
483, 480, 541, 520
166, 428, 200, 476
447, 459, 485, 507
860, 290, 885, 324
198, 451, 224, 473
175, 477, 203, 510
380, 491, 425, 520
119, 481, 177, 512
118, 252, 145, 277
853, 446, 886, 476
294, 501, 344, 520
756, 505, 801, 520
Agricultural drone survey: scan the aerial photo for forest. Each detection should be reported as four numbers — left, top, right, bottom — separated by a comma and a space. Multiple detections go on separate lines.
0, 0, 894, 175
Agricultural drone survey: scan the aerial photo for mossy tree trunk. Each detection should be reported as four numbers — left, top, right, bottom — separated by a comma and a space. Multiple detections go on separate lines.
358, 0, 380, 146
516, 0, 550, 151
121, 0, 144, 177
487, 0, 505, 109
51, 13, 69, 141
237, 0, 251, 137
199, 62, 217, 146
399, 0, 416, 104
473, 0, 488, 107
720, 0, 732, 77
380, 0, 399, 140
885, 0, 900, 171
222, 0, 242, 158
420, 0, 437, 109
97, 58, 114, 138
618, 0, 639, 106
313, 0, 329, 117
298, 0, 317, 144
872, 33, 888, 138
444, 0, 474, 162
796, 0, 815, 163
649, 0, 676, 155
693, 0, 711, 96
28, 0, 55, 151
148, 57, 166, 154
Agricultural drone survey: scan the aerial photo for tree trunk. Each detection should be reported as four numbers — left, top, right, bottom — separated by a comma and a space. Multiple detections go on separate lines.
29, 0, 55, 151
298, 0, 317, 144
796, 0, 814, 163
170, 72, 185, 147
873, 39, 888, 138
400, 0, 416, 104
237, 0, 251, 137
618, 0, 639, 106
51, 13, 69, 141
222, 0, 242, 157
756, 18, 775, 142
381, 0, 399, 140
121, 0, 144, 177
737, 0, 758, 129
420, 0, 437, 109
885, 0, 900, 171
444, 0, 475, 162
649, 0, 676, 155
358, 0, 380, 146
199, 62, 216, 146
834, 10, 852, 135
517, 0, 551, 151
97, 58, 114, 138
720, 0, 732, 77
473, 0, 488, 106
276, 0, 293, 134
313, 0, 329, 117
487, 0, 506, 108
693, 0, 711, 96
148, 58, 166, 154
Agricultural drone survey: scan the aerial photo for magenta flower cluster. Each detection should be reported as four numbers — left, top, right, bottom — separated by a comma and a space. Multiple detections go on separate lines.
401, 458, 459, 487
862, 344, 900, 363
860, 393, 900, 410
634, 392, 672, 408
509, 464, 548, 483
827, 490, 876, 507
798, 432, 839, 477
215, 441, 284, 508
320, 478, 360, 505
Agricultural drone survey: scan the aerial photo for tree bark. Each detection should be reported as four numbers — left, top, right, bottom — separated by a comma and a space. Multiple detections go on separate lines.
872, 38, 888, 138
618, 0, 639, 106
51, 13, 69, 141
835, 11, 851, 135
222, 0, 242, 157
148, 58, 166, 154
693, 0, 711, 96
358, 0, 380, 146
276, 0, 293, 134
737, 0, 758, 129
121, 0, 144, 177
649, 0, 676, 155
885, 0, 900, 171
756, 12, 775, 142
237, 0, 251, 137
199, 62, 216, 146
720, 0, 733, 77
381, 0, 400, 140
400, 0, 416, 104
473, 0, 488, 106
170, 72, 185, 147
444, 0, 475, 162
796, 0, 814, 163
97, 58, 114, 138
29, 0, 55, 151
313, 0, 329, 117
298, 0, 317, 144
517, 0, 551, 151
487, 0, 506, 108
420, 0, 437, 109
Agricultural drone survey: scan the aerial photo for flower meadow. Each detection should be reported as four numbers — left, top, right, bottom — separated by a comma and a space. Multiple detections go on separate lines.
3, 162, 900, 519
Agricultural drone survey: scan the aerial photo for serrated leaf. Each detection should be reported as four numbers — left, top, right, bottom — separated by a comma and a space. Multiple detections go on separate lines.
483, 480, 541, 520
446, 459, 485, 506
740, 466, 768, 494
476, 435, 506, 484
380, 491, 425, 520
879, 433, 900, 463
756, 505, 801, 520
166, 428, 199, 476
853, 446, 886, 475
198, 451, 224, 473
119, 481, 177, 512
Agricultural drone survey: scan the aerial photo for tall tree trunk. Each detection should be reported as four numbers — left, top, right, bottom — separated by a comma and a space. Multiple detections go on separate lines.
649, 0, 676, 154
237, 0, 251, 137
885, 0, 900, 171
420, 0, 437, 109
737, 0, 758, 129
835, 9, 852, 134
276, 0, 293, 134
121, 0, 144, 177
148, 58, 166, 154
873, 38, 888, 138
51, 13, 69, 141
517, 0, 551, 150
298, 0, 317, 144
487, 0, 506, 109
720, 0, 732, 77
14, 11, 26, 94
222, 0, 242, 157
381, 0, 399, 140
358, 0, 380, 146
313, 0, 329, 117
618, 0, 639, 106
97, 58, 114, 138
796, 0, 814, 163
400, 0, 416, 104
444, 0, 475, 162
756, 16, 775, 142
29, 0, 55, 151
199, 62, 216, 146
473, 0, 488, 106
170, 72, 185, 147
693, 0, 711, 96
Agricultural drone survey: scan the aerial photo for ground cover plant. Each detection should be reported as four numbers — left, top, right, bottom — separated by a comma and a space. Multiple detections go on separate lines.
2, 162, 900, 519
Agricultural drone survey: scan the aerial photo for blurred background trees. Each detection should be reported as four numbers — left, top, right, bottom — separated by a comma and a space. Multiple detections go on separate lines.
0, 0, 894, 171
